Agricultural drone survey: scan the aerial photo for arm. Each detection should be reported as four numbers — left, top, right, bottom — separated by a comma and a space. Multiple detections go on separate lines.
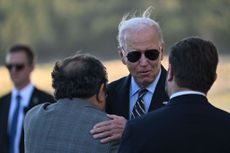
117, 121, 135, 153
90, 114, 127, 143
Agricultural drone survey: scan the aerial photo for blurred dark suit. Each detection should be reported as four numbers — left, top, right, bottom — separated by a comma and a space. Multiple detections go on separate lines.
0, 87, 54, 153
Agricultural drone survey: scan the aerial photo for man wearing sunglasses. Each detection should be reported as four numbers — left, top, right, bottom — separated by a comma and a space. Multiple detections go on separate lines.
91, 7, 169, 143
118, 37, 230, 153
0, 44, 54, 153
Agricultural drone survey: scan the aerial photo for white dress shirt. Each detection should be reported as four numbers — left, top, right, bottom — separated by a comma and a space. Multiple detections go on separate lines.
170, 90, 206, 100
129, 68, 162, 119
8, 83, 34, 153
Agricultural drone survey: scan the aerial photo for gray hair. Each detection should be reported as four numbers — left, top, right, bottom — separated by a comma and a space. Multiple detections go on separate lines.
117, 6, 164, 48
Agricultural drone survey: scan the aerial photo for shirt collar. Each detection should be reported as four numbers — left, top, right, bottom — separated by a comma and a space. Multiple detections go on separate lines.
170, 90, 206, 99
130, 68, 162, 96
12, 83, 34, 107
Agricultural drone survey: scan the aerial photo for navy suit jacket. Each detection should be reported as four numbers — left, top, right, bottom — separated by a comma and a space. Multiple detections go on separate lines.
118, 94, 230, 153
0, 87, 54, 153
106, 65, 169, 119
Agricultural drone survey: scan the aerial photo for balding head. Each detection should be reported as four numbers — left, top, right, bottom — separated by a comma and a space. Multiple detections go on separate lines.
52, 54, 108, 100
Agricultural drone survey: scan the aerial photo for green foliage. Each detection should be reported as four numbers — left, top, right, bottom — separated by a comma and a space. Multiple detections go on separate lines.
0, 0, 229, 64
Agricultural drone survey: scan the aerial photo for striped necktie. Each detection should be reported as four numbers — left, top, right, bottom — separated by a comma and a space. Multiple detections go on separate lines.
131, 88, 148, 119
9, 94, 21, 153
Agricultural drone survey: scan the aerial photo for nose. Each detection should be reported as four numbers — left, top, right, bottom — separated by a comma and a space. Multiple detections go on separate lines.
139, 53, 148, 66
9, 67, 18, 73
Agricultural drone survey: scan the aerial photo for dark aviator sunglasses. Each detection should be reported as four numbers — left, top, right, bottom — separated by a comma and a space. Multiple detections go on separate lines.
5, 63, 25, 71
126, 49, 160, 63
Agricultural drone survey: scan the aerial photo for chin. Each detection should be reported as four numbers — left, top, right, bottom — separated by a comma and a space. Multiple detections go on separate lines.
140, 80, 152, 88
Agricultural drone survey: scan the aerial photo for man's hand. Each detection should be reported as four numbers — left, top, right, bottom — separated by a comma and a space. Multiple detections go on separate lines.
90, 114, 127, 143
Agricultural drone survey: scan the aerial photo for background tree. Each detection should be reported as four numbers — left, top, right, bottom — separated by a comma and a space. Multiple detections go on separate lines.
0, 0, 229, 64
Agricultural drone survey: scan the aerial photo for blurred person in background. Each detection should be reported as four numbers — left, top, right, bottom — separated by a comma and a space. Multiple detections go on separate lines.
91, 7, 169, 143
0, 44, 54, 153
118, 37, 230, 153
24, 54, 119, 153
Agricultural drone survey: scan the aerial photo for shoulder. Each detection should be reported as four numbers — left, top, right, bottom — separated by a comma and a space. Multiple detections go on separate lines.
108, 76, 129, 87
0, 92, 11, 106
24, 101, 58, 122
24, 102, 53, 134
33, 87, 52, 96
84, 104, 109, 121
25, 102, 51, 119
24, 102, 49, 124
108, 75, 130, 91
0, 92, 11, 100
32, 87, 54, 101
209, 105, 230, 123
59, 98, 109, 122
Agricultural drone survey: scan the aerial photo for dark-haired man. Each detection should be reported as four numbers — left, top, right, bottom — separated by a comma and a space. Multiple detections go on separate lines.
118, 37, 230, 153
0, 44, 54, 153
24, 54, 118, 153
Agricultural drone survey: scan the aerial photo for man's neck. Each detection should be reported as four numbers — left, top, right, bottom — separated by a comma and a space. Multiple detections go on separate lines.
170, 88, 206, 99
15, 81, 31, 91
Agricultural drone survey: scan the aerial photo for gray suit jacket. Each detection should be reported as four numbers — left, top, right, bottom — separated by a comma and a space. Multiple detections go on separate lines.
24, 98, 118, 153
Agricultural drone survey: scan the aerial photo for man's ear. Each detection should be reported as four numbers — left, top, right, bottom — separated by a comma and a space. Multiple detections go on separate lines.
96, 83, 106, 111
167, 64, 173, 82
214, 73, 217, 82
117, 47, 127, 65
97, 83, 105, 103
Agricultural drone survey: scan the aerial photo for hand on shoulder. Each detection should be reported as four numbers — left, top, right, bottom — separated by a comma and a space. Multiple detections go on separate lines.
90, 114, 127, 143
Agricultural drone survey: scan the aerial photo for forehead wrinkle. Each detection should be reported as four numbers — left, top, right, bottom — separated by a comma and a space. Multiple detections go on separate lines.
123, 28, 160, 51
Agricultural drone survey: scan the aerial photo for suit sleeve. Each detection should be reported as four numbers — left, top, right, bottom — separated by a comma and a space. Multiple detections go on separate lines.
105, 85, 114, 114
118, 122, 136, 153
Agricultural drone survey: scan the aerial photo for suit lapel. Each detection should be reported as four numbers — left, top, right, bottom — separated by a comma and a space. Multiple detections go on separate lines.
0, 93, 11, 133
116, 75, 131, 119
0, 93, 11, 153
21, 87, 40, 153
148, 66, 169, 112
24, 87, 39, 113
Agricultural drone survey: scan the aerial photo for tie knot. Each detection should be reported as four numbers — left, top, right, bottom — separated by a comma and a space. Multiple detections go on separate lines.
16, 94, 21, 102
138, 88, 147, 99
